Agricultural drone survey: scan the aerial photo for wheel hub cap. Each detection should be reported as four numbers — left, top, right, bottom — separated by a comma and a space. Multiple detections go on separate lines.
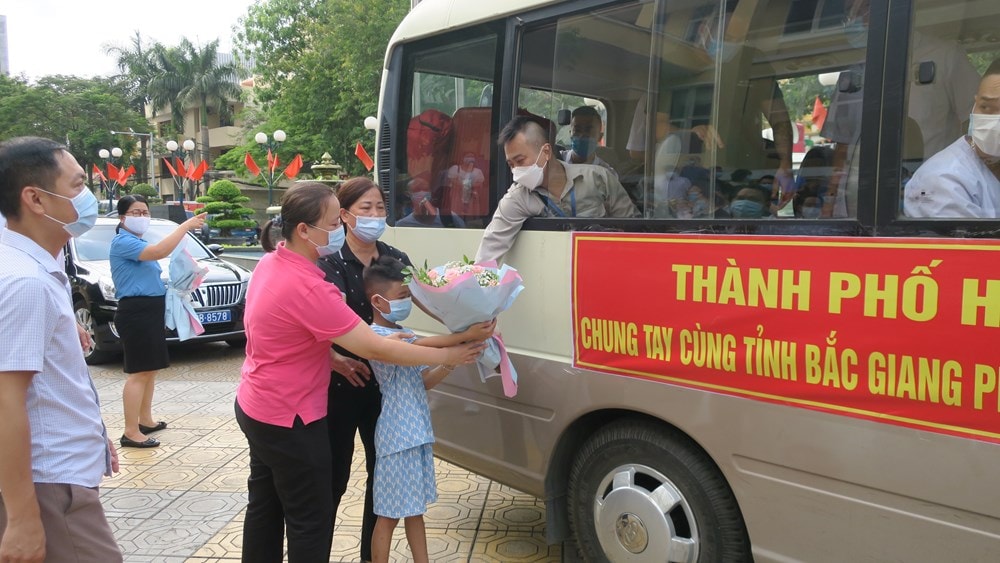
615, 513, 648, 553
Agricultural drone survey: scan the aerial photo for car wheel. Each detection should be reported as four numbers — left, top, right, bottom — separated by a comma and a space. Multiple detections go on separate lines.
568, 419, 751, 563
74, 301, 117, 365
225, 336, 247, 349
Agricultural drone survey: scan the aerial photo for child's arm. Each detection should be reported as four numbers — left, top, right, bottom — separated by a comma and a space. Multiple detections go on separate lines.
421, 364, 457, 390
413, 320, 496, 348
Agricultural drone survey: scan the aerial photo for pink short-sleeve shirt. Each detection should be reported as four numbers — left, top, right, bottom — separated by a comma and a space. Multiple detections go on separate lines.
236, 243, 361, 427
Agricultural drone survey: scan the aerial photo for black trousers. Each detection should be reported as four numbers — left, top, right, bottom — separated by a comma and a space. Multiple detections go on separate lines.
328, 376, 382, 561
235, 400, 334, 563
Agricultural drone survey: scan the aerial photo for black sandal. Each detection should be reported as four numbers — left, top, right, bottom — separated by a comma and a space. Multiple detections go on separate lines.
120, 435, 160, 448
138, 421, 167, 434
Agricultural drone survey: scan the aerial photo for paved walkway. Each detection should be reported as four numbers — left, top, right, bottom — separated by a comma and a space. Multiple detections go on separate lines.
93, 342, 563, 562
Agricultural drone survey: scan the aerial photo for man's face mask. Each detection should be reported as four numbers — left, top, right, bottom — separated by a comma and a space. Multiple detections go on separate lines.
730, 199, 765, 218
968, 112, 1000, 158
570, 136, 597, 159
511, 145, 547, 189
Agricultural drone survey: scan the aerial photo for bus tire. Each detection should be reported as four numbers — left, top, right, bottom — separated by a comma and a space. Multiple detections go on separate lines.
568, 419, 751, 563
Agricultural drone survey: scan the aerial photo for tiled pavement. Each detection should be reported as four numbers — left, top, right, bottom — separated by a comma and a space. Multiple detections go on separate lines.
92, 342, 565, 562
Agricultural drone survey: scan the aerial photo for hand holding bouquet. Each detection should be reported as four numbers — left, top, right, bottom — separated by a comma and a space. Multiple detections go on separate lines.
405, 257, 524, 397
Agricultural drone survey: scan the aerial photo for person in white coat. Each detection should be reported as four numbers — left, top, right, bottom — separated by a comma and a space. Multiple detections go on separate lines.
905, 60, 1000, 218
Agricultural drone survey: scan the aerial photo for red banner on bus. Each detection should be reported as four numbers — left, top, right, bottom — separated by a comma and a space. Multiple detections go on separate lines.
571, 233, 1000, 443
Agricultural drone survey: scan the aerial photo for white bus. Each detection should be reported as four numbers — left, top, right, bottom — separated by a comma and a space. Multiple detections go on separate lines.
375, 0, 1000, 560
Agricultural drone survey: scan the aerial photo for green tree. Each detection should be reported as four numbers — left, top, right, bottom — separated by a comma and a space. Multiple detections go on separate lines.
104, 31, 160, 115
196, 180, 256, 235
0, 74, 149, 188
230, 0, 409, 176
148, 38, 244, 171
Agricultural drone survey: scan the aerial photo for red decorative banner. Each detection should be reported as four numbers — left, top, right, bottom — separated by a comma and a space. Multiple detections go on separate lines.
572, 233, 1000, 443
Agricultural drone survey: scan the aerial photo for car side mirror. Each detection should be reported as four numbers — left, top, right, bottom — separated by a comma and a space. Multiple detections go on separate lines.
207, 244, 224, 256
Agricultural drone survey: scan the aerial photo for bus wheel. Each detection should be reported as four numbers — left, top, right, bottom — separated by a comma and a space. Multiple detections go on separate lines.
568, 419, 751, 562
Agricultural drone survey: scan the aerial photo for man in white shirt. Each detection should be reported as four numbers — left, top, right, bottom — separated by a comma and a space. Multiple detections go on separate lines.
476, 117, 639, 263
821, 0, 981, 217
0, 136, 121, 562
905, 61, 1000, 218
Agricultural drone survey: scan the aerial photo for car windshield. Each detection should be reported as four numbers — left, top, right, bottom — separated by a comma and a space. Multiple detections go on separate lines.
74, 224, 214, 261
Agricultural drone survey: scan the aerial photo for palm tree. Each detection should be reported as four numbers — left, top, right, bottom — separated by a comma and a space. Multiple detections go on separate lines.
104, 31, 159, 115
104, 31, 159, 184
148, 38, 244, 194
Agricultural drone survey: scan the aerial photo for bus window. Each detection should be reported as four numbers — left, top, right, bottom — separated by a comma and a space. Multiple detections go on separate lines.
900, 0, 1000, 219
396, 33, 498, 229
516, 1, 654, 215
649, 0, 862, 220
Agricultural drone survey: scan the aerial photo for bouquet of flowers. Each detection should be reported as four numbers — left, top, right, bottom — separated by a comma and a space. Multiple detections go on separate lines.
406, 257, 524, 397
165, 247, 209, 341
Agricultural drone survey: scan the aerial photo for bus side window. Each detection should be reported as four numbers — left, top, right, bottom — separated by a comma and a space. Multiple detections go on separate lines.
396, 34, 498, 229
900, 0, 1000, 219
516, 1, 651, 220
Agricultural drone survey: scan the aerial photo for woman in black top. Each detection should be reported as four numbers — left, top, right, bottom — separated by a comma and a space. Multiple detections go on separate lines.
318, 177, 410, 562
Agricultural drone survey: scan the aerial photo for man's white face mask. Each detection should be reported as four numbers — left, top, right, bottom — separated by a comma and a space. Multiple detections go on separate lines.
511, 146, 547, 189
968, 112, 1000, 158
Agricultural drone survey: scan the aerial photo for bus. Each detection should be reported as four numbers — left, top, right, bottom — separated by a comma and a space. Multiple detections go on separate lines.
373, 0, 1000, 560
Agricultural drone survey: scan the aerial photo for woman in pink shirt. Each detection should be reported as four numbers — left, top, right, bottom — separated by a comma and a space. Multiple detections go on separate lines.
235, 182, 483, 562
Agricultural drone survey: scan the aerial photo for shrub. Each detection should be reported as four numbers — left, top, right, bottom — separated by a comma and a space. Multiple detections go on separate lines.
131, 183, 158, 198
200, 180, 257, 234
206, 180, 243, 200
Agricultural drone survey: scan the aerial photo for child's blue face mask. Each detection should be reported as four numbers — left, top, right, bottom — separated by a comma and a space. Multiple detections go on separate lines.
377, 295, 412, 323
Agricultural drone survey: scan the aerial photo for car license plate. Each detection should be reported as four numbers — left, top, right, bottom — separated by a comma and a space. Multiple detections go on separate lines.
197, 310, 232, 324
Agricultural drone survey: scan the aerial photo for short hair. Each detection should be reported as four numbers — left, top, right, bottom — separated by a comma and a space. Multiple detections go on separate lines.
0, 136, 67, 220
363, 255, 407, 298
261, 182, 336, 252
984, 59, 1000, 79
336, 177, 382, 212
498, 116, 548, 149
571, 105, 601, 122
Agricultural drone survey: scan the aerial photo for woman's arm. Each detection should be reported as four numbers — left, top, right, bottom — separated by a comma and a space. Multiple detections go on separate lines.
137, 213, 207, 261
333, 323, 483, 367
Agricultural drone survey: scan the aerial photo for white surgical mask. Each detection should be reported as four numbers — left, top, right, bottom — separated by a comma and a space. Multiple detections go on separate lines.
968, 113, 1000, 158
123, 215, 151, 236
511, 146, 547, 189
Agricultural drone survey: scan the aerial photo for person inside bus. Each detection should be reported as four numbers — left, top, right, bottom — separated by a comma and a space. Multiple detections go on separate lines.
628, 4, 796, 215
821, 0, 980, 217
904, 60, 1000, 218
475, 116, 639, 263
396, 179, 466, 228
561, 105, 616, 175
729, 185, 772, 219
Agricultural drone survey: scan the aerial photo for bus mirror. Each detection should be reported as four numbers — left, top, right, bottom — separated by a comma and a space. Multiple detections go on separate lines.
557, 108, 572, 126
838, 69, 863, 93
918, 61, 936, 85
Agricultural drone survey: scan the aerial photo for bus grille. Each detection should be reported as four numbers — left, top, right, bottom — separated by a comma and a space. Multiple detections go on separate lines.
378, 116, 391, 189
192, 283, 243, 308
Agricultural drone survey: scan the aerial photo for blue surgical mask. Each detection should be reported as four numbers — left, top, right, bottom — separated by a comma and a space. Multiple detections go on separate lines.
44, 188, 99, 237
377, 295, 412, 323
800, 206, 822, 219
707, 39, 740, 63
570, 136, 597, 159
730, 199, 765, 218
348, 212, 386, 244
843, 18, 868, 49
307, 224, 346, 257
